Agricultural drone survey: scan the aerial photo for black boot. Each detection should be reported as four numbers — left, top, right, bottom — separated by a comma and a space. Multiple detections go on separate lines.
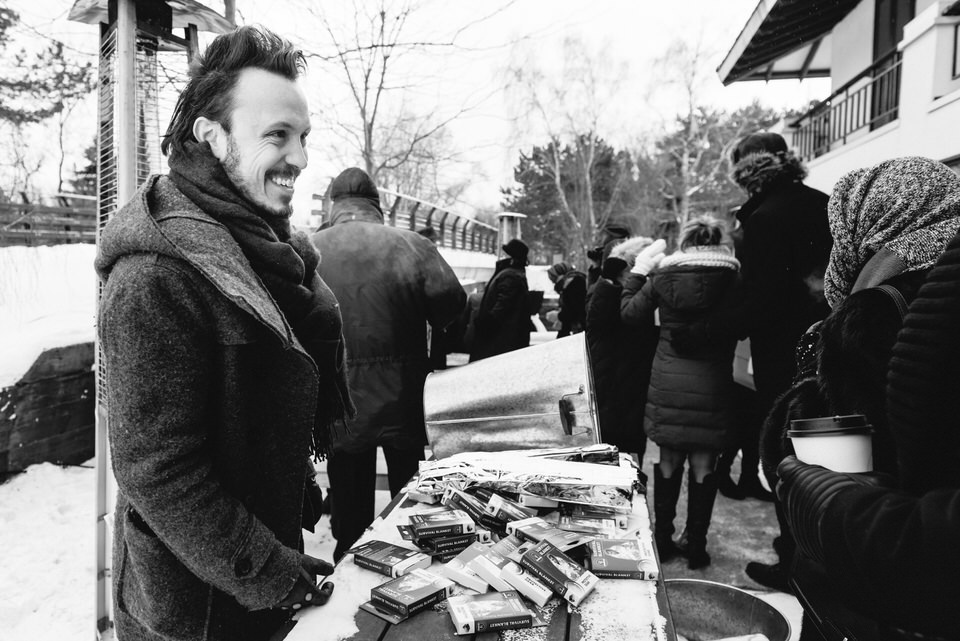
715, 449, 745, 500
653, 466, 684, 562
683, 471, 718, 570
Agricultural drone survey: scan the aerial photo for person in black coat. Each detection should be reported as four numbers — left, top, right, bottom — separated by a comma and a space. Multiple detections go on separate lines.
585, 237, 660, 468
778, 223, 960, 641
547, 262, 587, 337
674, 132, 832, 589
312, 168, 466, 560
621, 217, 741, 569
469, 238, 532, 361
760, 157, 960, 638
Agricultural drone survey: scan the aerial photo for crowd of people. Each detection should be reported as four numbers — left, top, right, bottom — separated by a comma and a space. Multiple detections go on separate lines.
94, 23, 960, 641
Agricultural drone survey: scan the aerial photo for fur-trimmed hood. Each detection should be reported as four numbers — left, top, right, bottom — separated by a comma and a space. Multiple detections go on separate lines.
732, 150, 807, 197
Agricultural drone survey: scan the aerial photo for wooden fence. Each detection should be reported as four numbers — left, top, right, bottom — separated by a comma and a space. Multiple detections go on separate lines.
0, 198, 97, 247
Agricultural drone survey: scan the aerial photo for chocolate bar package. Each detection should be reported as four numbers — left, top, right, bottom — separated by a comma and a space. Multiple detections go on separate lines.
368, 568, 455, 618
518, 540, 599, 606
586, 538, 658, 580
349, 539, 432, 577
447, 590, 539, 635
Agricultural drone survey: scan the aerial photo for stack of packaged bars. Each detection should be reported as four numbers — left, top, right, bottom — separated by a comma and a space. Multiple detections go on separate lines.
348, 444, 656, 635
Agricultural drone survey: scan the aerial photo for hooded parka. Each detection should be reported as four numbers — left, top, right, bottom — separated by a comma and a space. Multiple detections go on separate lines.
96, 176, 341, 641
621, 251, 741, 451
310, 194, 465, 453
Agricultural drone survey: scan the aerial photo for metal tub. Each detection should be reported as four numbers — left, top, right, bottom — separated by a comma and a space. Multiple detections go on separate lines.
423, 333, 599, 459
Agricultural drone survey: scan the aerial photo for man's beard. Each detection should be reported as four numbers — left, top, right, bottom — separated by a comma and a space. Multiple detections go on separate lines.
223, 136, 294, 218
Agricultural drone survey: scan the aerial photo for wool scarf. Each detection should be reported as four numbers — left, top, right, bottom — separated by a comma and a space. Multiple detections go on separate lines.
168, 140, 353, 459
659, 246, 741, 271
824, 156, 960, 308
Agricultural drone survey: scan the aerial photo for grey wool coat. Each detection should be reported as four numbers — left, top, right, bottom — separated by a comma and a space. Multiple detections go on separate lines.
621, 254, 741, 452
96, 175, 339, 641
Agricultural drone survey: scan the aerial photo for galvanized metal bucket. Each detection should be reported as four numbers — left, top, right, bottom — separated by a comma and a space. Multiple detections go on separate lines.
423, 333, 599, 459
665, 578, 791, 641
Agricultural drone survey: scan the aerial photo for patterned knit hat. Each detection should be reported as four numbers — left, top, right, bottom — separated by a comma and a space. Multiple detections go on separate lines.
824, 156, 960, 308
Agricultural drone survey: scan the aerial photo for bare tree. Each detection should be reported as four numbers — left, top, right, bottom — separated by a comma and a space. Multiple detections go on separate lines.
644, 38, 780, 224
505, 35, 633, 260
297, 0, 514, 203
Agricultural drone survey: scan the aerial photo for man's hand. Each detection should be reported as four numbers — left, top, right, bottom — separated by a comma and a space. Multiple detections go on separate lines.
277, 554, 335, 611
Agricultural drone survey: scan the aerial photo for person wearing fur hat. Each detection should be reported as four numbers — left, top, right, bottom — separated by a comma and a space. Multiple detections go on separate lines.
621, 216, 741, 569
469, 238, 533, 361
585, 237, 661, 469
311, 167, 465, 560
547, 262, 587, 337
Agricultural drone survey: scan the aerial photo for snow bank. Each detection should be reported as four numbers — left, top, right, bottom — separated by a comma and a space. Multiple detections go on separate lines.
0, 244, 97, 388
0, 461, 94, 640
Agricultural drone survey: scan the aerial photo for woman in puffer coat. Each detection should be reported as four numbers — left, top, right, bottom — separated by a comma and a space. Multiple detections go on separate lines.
621, 216, 741, 569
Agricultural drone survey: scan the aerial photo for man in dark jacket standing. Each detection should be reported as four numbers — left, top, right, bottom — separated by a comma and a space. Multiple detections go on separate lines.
469, 238, 532, 361
712, 132, 832, 590
311, 168, 465, 560
96, 26, 347, 641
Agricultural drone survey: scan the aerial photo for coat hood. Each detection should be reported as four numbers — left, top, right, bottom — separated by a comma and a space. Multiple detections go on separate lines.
95, 175, 294, 345
329, 196, 385, 225
652, 249, 739, 312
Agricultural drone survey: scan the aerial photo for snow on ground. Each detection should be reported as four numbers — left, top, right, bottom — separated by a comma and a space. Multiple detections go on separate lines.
0, 461, 95, 640
0, 244, 98, 388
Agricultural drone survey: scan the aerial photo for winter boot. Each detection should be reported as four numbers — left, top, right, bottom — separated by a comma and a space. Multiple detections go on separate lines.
653, 466, 684, 562
715, 449, 745, 500
683, 471, 719, 570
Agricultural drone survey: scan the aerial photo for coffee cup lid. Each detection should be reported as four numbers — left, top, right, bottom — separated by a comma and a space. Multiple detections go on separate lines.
789, 415, 871, 433
788, 426, 873, 438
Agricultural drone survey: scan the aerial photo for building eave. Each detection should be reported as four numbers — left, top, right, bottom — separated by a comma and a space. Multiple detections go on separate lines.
718, 0, 862, 85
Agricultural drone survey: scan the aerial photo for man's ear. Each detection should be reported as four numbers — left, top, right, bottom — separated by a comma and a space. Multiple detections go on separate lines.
192, 117, 228, 161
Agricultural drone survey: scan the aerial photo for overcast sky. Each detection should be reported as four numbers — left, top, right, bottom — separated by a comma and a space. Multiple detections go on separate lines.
9, 0, 830, 217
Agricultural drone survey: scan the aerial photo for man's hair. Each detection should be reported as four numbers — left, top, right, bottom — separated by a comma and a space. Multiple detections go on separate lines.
679, 214, 730, 250
161, 25, 306, 158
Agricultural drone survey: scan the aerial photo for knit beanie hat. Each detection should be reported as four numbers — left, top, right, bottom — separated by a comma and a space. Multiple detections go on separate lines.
547, 262, 571, 283
502, 238, 529, 264
330, 167, 383, 214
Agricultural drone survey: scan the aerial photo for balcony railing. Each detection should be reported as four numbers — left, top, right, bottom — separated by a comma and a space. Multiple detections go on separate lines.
791, 50, 902, 162
312, 187, 498, 254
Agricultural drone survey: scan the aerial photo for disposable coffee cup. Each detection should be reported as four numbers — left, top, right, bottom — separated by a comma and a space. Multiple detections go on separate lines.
787, 414, 873, 473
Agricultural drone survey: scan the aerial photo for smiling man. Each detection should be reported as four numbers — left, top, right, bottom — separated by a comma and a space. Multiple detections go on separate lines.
95, 26, 353, 641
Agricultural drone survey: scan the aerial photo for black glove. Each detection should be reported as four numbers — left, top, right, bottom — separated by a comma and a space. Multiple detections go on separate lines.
586, 246, 604, 263
276, 553, 335, 611
776, 456, 894, 565
600, 257, 628, 280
